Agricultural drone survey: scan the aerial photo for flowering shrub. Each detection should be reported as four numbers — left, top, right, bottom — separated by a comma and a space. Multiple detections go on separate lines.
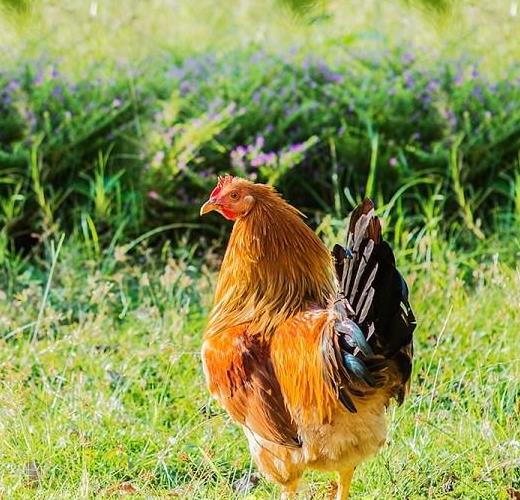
1, 48, 519, 253
230, 135, 318, 185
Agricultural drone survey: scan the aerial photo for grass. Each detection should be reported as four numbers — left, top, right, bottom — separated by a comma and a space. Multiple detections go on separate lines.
0, 227, 518, 499
1, 1, 519, 76
2, 44, 519, 256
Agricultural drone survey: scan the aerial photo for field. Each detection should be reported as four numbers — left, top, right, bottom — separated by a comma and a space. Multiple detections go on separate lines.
0, 234, 519, 498
1, 0, 520, 498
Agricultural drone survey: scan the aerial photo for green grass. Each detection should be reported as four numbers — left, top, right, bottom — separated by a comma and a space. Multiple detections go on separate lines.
0, 231, 518, 499
2, 44, 519, 257
2, 0, 519, 76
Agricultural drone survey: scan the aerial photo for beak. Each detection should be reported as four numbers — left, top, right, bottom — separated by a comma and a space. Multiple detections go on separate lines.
200, 199, 218, 216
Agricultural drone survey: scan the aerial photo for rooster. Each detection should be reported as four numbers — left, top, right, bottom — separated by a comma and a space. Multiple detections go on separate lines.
200, 175, 416, 499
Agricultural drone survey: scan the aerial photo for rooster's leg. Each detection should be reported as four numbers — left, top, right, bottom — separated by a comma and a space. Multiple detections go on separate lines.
336, 467, 355, 500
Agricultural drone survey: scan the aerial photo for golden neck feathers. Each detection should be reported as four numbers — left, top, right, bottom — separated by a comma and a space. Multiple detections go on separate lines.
206, 185, 335, 338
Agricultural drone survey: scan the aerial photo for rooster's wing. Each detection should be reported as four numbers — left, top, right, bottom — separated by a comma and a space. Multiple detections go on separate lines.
202, 325, 301, 448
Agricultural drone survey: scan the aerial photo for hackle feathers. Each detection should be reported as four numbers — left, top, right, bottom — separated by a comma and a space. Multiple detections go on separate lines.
205, 181, 336, 338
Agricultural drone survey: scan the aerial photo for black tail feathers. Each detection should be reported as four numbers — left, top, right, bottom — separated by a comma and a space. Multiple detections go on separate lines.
324, 199, 416, 412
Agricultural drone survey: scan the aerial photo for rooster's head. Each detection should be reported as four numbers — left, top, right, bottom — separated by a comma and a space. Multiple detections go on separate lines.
200, 175, 256, 221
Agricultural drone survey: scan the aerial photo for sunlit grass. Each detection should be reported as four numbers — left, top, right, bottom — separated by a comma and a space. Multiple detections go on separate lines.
0, 232, 518, 498
1, 0, 518, 78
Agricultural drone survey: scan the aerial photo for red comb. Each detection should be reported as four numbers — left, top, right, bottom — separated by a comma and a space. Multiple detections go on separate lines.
210, 175, 234, 198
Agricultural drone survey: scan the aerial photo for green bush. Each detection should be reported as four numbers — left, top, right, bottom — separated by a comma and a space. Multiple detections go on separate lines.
1, 48, 519, 257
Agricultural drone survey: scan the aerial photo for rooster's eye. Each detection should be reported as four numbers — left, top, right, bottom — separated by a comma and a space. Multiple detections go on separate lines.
229, 191, 239, 200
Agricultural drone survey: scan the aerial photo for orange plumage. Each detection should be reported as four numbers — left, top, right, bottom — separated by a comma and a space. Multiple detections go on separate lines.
200, 176, 416, 499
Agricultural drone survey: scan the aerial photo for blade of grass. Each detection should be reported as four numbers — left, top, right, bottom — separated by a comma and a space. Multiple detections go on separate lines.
31, 233, 65, 341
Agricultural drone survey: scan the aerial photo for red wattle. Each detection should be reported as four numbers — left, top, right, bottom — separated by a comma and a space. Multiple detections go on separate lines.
221, 208, 238, 220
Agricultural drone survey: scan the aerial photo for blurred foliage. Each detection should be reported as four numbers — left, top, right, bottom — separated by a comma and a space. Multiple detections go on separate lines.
0, 0, 31, 13
281, 0, 457, 16
1, 1, 518, 77
0, 0, 467, 17
0, 0, 519, 263
1, 46, 519, 260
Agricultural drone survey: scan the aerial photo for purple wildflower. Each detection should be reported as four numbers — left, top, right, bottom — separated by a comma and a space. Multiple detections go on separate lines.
404, 72, 415, 89
52, 84, 63, 99
250, 50, 266, 64
112, 98, 122, 108
6, 80, 20, 93
446, 110, 458, 128
472, 85, 483, 101
389, 157, 398, 167
166, 66, 185, 80
179, 81, 192, 95
225, 102, 237, 114
230, 146, 247, 169
251, 152, 276, 167
208, 97, 224, 113
235, 145, 247, 157
288, 143, 305, 154
421, 94, 432, 106
402, 52, 415, 65
34, 71, 44, 86
426, 80, 440, 93
316, 61, 344, 84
